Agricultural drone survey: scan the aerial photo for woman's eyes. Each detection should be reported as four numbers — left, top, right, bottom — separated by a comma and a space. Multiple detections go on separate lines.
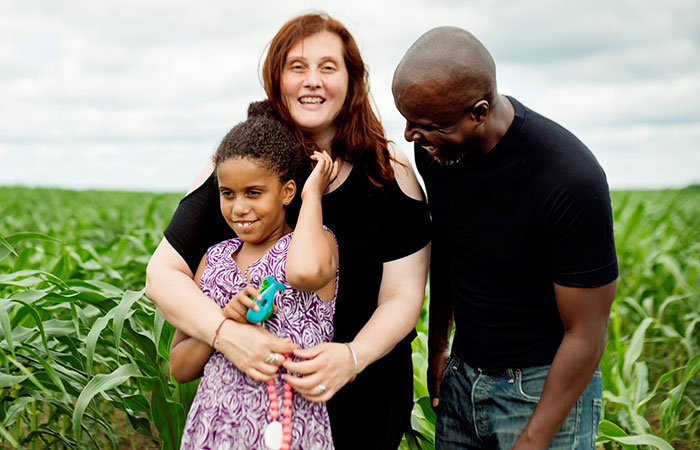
287, 62, 337, 72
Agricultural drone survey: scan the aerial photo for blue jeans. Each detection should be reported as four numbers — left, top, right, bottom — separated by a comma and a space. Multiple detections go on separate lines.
435, 355, 602, 449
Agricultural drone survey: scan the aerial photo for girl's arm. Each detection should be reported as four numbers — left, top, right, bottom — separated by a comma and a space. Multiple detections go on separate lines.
169, 255, 215, 383
286, 151, 339, 298
169, 329, 214, 384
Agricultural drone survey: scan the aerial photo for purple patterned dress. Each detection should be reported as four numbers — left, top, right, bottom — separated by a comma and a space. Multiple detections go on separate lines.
180, 232, 336, 449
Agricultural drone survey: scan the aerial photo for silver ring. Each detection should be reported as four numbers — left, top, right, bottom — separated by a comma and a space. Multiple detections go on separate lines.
265, 352, 280, 364
315, 384, 327, 395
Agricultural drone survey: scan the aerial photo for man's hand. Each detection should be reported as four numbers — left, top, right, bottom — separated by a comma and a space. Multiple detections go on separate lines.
513, 280, 616, 448
428, 346, 451, 407
427, 237, 454, 409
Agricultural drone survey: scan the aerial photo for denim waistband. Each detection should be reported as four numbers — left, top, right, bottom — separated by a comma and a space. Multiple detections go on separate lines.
476, 366, 517, 376
451, 354, 550, 378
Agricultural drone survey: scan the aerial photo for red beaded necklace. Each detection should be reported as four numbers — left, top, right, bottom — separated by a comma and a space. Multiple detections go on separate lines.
263, 354, 293, 450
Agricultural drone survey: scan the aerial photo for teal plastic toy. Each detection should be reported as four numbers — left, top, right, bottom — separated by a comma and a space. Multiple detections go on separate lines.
246, 276, 286, 323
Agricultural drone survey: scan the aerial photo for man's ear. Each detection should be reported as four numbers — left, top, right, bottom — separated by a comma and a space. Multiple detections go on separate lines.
282, 180, 296, 206
470, 100, 490, 123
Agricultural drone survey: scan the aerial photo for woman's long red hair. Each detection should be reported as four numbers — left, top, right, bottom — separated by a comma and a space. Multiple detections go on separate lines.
262, 12, 395, 187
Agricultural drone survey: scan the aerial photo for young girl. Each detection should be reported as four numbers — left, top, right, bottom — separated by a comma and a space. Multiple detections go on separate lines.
169, 102, 339, 450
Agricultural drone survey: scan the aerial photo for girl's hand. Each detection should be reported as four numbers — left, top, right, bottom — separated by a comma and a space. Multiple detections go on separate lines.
302, 151, 338, 200
215, 320, 298, 382
223, 285, 270, 324
282, 342, 356, 402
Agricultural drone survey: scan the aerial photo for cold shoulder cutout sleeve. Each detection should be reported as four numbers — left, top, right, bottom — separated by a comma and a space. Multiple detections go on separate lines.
376, 183, 431, 262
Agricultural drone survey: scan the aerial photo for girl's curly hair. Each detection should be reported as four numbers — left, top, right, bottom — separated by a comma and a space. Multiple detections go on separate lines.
214, 101, 310, 185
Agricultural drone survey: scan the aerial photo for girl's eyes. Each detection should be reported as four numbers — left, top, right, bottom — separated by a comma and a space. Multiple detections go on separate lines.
220, 190, 261, 197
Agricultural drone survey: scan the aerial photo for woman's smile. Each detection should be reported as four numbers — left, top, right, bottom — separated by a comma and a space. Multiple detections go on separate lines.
281, 31, 349, 146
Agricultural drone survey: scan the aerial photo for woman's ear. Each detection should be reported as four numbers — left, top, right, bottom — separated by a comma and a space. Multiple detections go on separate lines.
282, 180, 296, 206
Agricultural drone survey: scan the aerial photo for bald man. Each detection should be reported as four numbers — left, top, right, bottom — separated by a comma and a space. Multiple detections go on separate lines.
392, 27, 618, 449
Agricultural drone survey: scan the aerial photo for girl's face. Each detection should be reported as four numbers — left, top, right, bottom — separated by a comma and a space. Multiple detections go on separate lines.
217, 158, 296, 247
280, 31, 349, 146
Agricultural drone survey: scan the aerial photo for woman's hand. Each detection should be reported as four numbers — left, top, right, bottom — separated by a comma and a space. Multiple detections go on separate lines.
215, 319, 298, 382
302, 151, 338, 200
282, 342, 356, 403
222, 285, 266, 324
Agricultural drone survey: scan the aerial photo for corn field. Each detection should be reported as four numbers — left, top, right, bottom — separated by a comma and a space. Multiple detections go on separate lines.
1, 185, 698, 449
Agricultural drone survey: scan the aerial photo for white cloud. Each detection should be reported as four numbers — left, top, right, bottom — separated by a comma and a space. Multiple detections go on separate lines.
34, 145, 62, 161
83, 145, 121, 158
0, 0, 698, 191
583, 122, 700, 188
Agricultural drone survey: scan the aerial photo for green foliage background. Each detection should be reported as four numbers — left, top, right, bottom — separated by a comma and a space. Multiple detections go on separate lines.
1, 185, 698, 449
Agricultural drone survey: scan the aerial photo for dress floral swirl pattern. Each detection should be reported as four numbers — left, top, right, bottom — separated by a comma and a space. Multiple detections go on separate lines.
180, 231, 337, 449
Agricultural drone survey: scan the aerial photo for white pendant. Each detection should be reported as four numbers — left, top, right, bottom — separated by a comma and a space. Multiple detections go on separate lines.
264, 420, 283, 450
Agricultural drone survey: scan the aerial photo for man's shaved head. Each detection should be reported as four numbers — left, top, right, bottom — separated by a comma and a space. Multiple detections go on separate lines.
391, 26, 509, 163
392, 26, 497, 112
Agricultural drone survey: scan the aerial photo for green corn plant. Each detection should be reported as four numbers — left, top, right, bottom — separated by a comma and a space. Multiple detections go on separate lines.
1, 188, 184, 449
2, 185, 698, 449
0, 262, 184, 448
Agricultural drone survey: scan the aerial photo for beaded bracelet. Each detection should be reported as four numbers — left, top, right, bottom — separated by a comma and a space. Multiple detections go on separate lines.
212, 318, 229, 348
344, 342, 358, 382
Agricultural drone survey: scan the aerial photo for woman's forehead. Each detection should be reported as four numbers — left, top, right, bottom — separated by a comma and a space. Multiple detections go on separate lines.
285, 31, 344, 60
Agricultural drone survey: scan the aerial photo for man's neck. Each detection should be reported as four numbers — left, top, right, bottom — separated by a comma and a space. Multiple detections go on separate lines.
482, 94, 515, 154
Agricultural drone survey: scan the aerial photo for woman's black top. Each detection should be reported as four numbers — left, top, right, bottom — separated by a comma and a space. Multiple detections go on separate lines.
164, 164, 431, 449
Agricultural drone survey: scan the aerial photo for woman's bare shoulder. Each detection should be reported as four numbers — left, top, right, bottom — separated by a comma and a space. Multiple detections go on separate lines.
388, 142, 424, 201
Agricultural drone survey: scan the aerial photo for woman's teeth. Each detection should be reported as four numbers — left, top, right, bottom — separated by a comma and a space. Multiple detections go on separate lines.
300, 97, 324, 104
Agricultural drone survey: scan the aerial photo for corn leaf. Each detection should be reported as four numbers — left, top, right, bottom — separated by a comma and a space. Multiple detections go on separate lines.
72, 363, 141, 439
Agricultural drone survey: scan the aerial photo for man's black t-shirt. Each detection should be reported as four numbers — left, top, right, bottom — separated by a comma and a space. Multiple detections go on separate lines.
416, 96, 618, 369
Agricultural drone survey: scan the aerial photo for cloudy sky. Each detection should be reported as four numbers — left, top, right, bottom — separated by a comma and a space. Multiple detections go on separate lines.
1, 0, 698, 192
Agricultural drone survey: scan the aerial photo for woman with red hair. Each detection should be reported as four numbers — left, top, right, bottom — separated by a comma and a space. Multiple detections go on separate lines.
146, 12, 430, 448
